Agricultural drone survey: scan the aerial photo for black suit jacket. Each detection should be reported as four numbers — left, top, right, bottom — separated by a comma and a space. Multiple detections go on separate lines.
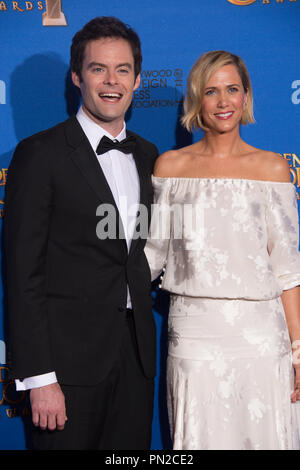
4, 115, 158, 385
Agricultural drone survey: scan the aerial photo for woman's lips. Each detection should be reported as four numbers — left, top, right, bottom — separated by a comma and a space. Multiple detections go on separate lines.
214, 111, 234, 120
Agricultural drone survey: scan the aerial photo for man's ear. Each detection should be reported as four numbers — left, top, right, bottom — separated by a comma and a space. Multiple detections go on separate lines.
133, 74, 141, 91
71, 70, 81, 88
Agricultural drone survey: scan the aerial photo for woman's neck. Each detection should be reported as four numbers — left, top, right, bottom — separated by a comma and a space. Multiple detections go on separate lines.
199, 128, 246, 159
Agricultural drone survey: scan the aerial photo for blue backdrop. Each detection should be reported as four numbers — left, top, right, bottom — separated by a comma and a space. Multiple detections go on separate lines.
0, 0, 299, 450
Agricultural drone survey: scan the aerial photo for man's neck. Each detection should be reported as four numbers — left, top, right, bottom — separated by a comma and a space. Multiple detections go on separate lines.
81, 105, 125, 138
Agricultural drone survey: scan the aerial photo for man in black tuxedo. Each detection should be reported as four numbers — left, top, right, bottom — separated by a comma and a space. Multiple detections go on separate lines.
4, 17, 158, 450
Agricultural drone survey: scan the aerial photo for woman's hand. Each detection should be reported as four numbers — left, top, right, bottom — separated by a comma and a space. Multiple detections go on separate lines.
291, 366, 300, 403
291, 343, 300, 403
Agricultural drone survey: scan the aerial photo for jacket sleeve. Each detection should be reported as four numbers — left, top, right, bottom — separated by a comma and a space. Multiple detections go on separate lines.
3, 137, 54, 379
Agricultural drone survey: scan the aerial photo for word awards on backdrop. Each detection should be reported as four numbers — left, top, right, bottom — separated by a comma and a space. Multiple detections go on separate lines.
0, 0, 68, 24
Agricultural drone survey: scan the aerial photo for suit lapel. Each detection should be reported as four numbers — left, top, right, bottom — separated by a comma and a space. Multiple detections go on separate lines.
64, 116, 126, 241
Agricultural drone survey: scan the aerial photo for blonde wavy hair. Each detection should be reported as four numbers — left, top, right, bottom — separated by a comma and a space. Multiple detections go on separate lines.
181, 50, 255, 132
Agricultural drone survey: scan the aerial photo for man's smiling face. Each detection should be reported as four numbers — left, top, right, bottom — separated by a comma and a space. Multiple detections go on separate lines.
72, 37, 140, 136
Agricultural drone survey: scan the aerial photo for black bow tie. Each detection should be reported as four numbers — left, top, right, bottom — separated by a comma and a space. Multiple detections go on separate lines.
96, 135, 136, 155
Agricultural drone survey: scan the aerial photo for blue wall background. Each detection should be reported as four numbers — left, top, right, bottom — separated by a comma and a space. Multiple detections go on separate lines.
0, 0, 299, 450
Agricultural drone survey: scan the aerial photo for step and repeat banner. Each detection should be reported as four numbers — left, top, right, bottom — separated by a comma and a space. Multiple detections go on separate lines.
0, 0, 299, 450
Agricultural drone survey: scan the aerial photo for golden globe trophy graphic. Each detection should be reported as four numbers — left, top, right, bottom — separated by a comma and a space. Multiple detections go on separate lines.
43, 0, 67, 26
227, 0, 256, 5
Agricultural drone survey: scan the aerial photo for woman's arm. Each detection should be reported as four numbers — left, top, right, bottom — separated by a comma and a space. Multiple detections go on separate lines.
281, 286, 300, 402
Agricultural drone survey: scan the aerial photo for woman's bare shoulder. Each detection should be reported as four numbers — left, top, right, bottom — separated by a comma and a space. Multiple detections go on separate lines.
153, 147, 192, 177
255, 150, 291, 182
244, 145, 291, 182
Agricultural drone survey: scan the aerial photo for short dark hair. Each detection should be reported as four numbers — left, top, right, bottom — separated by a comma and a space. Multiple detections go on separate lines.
70, 16, 142, 80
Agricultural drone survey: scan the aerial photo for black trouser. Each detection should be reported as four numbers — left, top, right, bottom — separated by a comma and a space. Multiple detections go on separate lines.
31, 310, 154, 450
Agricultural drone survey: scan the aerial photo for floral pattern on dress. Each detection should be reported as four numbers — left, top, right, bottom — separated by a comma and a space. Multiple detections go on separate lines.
145, 177, 300, 450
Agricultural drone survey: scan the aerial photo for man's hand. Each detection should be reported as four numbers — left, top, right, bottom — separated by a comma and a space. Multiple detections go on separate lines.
30, 383, 67, 431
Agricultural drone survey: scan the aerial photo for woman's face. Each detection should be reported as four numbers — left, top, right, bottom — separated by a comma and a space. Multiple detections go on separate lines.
201, 64, 248, 134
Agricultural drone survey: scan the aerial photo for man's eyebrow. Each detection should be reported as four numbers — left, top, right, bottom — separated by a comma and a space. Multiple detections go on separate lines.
86, 62, 133, 69
117, 62, 133, 69
87, 62, 106, 69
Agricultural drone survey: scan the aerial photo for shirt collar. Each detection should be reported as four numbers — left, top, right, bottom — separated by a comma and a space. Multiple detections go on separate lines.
76, 106, 127, 153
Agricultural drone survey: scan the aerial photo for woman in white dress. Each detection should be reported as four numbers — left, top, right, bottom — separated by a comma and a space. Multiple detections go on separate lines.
145, 51, 300, 450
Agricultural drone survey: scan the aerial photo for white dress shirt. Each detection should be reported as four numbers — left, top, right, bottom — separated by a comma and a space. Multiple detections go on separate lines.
16, 107, 140, 391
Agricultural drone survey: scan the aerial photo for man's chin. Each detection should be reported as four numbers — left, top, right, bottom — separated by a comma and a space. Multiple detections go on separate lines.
84, 107, 122, 124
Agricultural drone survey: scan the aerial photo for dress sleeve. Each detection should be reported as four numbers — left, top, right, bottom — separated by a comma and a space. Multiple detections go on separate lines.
266, 183, 300, 291
144, 177, 172, 281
